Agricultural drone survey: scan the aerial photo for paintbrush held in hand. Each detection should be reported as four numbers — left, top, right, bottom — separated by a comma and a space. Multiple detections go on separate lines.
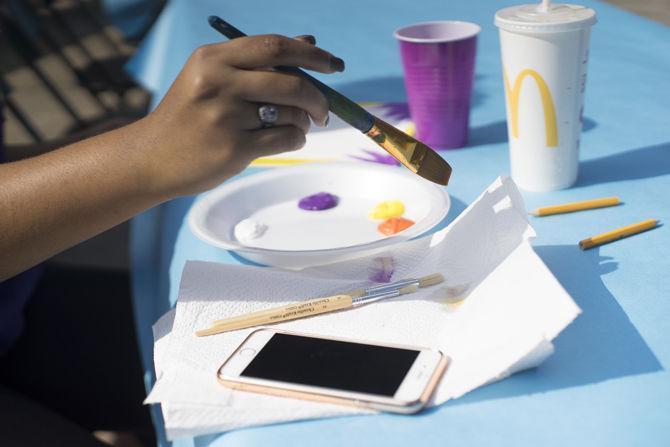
196, 273, 444, 337
208, 16, 452, 186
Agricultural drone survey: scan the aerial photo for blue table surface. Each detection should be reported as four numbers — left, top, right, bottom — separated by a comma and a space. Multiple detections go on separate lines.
126, 1, 670, 446
102, 0, 162, 40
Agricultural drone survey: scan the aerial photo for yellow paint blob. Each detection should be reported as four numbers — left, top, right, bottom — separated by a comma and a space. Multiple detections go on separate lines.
368, 200, 405, 220
434, 285, 470, 313
405, 122, 416, 137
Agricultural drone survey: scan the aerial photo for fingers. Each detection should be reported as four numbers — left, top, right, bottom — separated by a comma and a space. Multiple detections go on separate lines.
241, 103, 310, 133
235, 70, 329, 126
294, 35, 316, 45
247, 126, 306, 157
219, 34, 344, 73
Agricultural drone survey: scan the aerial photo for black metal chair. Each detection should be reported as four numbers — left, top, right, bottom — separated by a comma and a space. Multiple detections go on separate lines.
0, 0, 154, 159
0, 12, 91, 129
8, 0, 135, 104
1, 77, 44, 143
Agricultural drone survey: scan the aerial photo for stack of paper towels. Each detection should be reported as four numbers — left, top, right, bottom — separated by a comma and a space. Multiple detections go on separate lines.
146, 177, 581, 440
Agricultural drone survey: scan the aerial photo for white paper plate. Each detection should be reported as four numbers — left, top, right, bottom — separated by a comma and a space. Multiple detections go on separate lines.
188, 163, 450, 269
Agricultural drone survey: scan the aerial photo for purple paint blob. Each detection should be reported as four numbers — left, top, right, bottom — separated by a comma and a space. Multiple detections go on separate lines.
368, 256, 395, 283
298, 192, 339, 211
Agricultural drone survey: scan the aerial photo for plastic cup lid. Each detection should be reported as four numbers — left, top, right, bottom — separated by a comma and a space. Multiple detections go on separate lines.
495, 3, 596, 33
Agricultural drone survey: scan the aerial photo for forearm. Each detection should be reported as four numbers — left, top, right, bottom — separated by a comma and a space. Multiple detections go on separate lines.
0, 35, 340, 281
0, 119, 164, 280
4, 116, 134, 163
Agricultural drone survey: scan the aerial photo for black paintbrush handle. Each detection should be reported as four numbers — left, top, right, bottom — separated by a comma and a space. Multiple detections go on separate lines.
274, 65, 375, 132
208, 15, 375, 133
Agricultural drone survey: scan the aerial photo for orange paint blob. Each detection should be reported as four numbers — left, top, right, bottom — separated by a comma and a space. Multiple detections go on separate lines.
378, 217, 415, 236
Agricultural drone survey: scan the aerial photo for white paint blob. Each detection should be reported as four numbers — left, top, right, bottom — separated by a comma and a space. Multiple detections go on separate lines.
234, 219, 268, 243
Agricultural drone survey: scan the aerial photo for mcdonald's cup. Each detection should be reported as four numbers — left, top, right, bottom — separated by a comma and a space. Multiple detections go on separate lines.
495, 3, 597, 191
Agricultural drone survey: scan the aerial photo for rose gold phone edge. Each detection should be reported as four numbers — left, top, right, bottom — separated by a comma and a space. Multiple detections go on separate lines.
217, 328, 450, 414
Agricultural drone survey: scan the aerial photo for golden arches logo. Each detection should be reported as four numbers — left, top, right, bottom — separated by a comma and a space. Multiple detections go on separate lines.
503, 68, 558, 147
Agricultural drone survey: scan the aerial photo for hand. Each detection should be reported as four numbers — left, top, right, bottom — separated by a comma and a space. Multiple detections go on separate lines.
135, 34, 344, 198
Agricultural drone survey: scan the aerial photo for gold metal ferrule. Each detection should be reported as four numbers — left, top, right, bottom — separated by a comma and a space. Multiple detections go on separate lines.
365, 117, 424, 173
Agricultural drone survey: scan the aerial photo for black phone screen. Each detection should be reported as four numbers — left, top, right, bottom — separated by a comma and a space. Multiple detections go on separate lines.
241, 333, 420, 396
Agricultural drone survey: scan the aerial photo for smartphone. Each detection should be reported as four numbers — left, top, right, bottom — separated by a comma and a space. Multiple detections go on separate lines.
217, 329, 449, 413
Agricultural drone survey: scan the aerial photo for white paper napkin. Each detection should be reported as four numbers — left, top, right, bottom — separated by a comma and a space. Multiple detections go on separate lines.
146, 177, 580, 439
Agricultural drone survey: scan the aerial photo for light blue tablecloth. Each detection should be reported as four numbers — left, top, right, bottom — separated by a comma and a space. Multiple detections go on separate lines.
102, 0, 164, 40
126, 1, 670, 445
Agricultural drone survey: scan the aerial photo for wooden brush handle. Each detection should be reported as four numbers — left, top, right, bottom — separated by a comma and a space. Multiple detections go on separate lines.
209, 294, 353, 326
197, 295, 353, 337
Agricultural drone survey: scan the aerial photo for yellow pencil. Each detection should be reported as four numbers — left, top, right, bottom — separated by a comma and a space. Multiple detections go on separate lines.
250, 157, 333, 167
530, 196, 620, 217
579, 218, 659, 250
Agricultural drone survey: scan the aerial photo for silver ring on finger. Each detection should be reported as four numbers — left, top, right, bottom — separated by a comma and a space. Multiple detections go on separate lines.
258, 104, 279, 128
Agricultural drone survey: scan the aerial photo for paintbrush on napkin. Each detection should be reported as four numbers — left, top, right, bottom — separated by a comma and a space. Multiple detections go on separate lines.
196, 273, 444, 336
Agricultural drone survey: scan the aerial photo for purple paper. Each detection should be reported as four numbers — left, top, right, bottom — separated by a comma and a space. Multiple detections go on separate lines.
350, 149, 400, 166
298, 192, 339, 211
377, 102, 411, 121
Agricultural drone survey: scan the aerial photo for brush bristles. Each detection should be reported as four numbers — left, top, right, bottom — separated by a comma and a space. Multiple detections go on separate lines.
399, 284, 419, 295
415, 145, 452, 186
418, 273, 445, 288
366, 118, 451, 186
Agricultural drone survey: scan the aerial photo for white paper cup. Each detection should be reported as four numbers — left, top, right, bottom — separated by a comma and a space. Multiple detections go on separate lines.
495, 2, 596, 191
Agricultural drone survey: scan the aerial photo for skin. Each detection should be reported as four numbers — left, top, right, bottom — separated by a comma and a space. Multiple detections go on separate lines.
0, 34, 343, 281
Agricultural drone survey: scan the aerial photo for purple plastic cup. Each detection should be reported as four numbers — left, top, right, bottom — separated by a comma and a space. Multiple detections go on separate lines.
394, 21, 480, 149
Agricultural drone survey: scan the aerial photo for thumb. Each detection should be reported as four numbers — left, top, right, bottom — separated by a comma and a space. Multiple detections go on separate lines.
294, 35, 316, 45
